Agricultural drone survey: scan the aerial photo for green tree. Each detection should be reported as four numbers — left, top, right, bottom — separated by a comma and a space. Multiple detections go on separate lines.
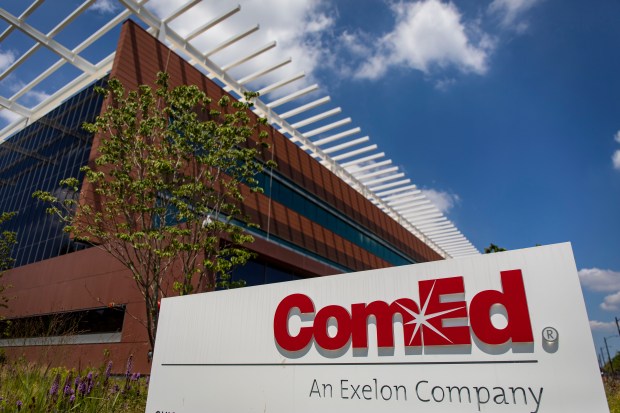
0, 211, 17, 312
484, 243, 507, 254
33, 72, 272, 348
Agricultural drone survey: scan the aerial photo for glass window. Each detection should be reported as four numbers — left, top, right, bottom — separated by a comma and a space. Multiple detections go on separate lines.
0, 78, 106, 267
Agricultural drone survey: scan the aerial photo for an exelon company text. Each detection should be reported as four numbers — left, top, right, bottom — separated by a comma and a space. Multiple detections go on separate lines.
309, 378, 543, 413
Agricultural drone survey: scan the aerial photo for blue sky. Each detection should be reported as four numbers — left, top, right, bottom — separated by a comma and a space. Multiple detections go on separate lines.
1, 0, 620, 358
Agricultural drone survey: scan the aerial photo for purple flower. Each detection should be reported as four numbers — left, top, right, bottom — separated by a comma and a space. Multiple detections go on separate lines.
69, 394, 75, 404
16, 400, 22, 411
125, 355, 133, 377
131, 372, 140, 381
63, 373, 73, 396
49, 373, 60, 397
78, 377, 87, 396
86, 372, 94, 394
104, 360, 113, 386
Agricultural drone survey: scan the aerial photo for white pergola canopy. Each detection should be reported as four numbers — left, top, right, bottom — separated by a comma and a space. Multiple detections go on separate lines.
0, 0, 479, 259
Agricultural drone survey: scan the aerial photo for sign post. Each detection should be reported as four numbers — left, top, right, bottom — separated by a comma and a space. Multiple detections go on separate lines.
146, 243, 608, 412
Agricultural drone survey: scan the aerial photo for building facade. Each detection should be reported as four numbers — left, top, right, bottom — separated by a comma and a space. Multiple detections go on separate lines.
0, 21, 444, 372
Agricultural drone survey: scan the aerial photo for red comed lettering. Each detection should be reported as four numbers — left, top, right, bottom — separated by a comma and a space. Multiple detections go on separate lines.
273, 270, 534, 354
273, 293, 314, 352
469, 270, 534, 345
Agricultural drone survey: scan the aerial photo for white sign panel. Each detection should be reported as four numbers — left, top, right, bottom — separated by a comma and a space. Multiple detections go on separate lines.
146, 243, 608, 413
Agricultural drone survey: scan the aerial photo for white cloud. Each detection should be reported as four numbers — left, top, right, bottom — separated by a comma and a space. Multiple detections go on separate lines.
24, 89, 50, 104
488, 0, 542, 31
435, 77, 456, 91
579, 268, 620, 312
421, 188, 460, 214
590, 320, 617, 333
615, 130, 620, 144
339, 31, 373, 58
579, 268, 620, 292
356, 0, 492, 80
0, 50, 16, 72
602, 291, 620, 312
613, 150, 620, 171
91, 0, 118, 14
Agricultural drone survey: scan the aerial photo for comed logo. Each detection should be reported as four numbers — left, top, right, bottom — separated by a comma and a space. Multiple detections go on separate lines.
273, 269, 533, 354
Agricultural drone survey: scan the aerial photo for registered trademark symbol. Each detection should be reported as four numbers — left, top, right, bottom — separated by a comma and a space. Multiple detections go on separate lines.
542, 327, 558, 343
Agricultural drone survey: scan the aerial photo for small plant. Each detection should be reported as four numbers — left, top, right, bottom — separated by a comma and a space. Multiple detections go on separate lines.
0, 354, 147, 412
0, 212, 17, 326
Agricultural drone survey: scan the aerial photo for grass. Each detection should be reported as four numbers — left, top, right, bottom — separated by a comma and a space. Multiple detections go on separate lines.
0, 354, 146, 412
607, 379, 620, 413
1, 352, 619, 412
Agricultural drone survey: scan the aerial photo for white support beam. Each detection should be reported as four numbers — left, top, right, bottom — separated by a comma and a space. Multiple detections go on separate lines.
291, 108, 341, 129
446, 246, 476, 253
444, 249, 473, 256
204, 25, 260, 58
185, 4, 240, 41
378, 184, 418, 198
411, 217, 448, 226
424, 222, 458, 232
369, 179, 410, 192
388, 196, 427, 208
280, 97, 331, 120
453, 248, 478, 254
321, 136, 368, 154
330, 145, 379, 161
437, 235, 468, 242
433, 235, 465, 243
404, 211, 443, 221
303, 118, 351, 139
237, 57, 292, 85
397, 205, 437, 217
314, 127, 360, 146
340, 152, 384, 168
346, 159, 392, 174
0, 117, 28, 145
426, 228, 461, 236
363, 173, 405, 187
222, 41, 276, 72
0, 96, 32, 117
257, 72, 305, 96
418, 223, 453, 232
163, 0, 201, 22
265, 84, 316, 110
441, 240, 471, 248
444, 239, 472, 246
355, 166, 398, 181
417, 220, 453, 230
